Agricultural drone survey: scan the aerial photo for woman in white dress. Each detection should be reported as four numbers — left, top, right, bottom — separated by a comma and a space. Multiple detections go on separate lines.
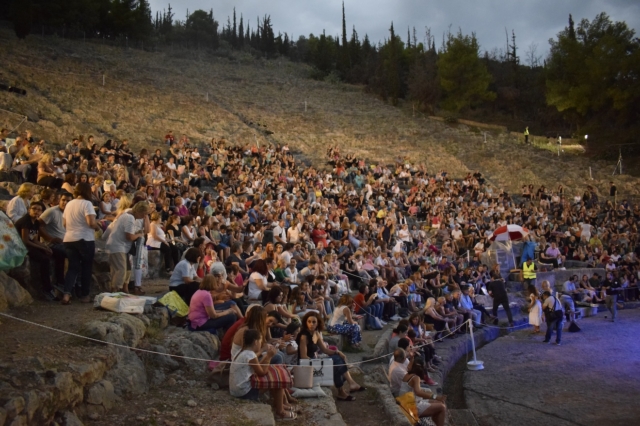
528, 286, 542, 333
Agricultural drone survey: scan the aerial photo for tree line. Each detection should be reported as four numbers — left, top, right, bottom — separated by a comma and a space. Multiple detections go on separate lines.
4, 1, 640, 152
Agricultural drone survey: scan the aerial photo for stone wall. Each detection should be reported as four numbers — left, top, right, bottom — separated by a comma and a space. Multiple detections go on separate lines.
537, 268, 606, 292
1, 309, 220, 425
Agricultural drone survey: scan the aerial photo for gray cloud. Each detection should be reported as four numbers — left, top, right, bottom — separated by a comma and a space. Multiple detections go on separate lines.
149, 0, 640, 57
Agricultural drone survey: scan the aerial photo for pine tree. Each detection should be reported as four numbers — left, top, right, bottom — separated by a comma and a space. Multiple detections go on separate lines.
341, 2, 347, 48
11, 0, 32, 39
238, 14, 244, 48
162, 4, 173, 35
437, 30, 495, 112
568, 14, 576, 40
231, 7, 237, 48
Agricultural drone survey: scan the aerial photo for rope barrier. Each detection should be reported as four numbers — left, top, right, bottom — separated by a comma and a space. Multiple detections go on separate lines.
0, 311, 470, 368
9, 116, 27, 133
0, 108, 28, 118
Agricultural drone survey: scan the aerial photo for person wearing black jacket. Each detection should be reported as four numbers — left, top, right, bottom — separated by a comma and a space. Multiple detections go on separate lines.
486, 274, 514, 326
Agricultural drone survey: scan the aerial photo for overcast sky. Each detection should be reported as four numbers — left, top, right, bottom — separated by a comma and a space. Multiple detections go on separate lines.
148, 0, 640, 61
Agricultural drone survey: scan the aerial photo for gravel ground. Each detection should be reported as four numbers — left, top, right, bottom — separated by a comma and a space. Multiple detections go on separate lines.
464, 309, 640, 426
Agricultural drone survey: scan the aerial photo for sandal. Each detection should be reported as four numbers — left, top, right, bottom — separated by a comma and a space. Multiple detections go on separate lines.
133, 287, 146, 295
61, 297, 71, 305
337, 395, 356, 401
276, 411, 297, 421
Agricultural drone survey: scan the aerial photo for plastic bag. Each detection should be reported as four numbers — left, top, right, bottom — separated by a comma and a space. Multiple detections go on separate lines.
396, 391, 420, 425
158, 291, 189, 317
0, 211, 27, 271
100, 294, 146, 314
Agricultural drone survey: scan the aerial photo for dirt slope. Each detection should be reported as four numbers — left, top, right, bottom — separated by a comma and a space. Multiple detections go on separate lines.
1, 28, 638, 197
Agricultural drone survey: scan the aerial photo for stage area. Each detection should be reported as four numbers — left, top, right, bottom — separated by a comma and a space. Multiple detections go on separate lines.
464, 310, 640, 426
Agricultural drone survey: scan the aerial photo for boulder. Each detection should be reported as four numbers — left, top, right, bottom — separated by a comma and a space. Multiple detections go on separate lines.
104, 349, 148, 396
8, 415, 27, 426
0, 272, 33, 308
148, 307, 169, 329
74, 403, 105, 421
182, 331, 220, 360
107, 315, 146, 348
141, 344, 179, 371
163, 328, 220, 373
147, 369, 165, 387
52, 372, 83, 407
81, 320, 125, 346
57, 410, 84, 426
68, 361, 108, 387
7, 258, 38, 299
30, 390, 55, 424
22, 390, 40, 422
0, 407, 6, 425
3, 396, 25, 418
85, 380, 118, 410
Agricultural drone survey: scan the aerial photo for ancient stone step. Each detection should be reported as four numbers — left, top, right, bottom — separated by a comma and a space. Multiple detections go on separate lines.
449, 409, 480, 426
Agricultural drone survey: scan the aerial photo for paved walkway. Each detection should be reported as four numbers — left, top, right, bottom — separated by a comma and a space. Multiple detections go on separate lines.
464, 310, 640, 426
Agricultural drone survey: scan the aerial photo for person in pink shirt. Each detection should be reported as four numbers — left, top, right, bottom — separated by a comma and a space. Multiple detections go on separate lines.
189, 276, 238, 333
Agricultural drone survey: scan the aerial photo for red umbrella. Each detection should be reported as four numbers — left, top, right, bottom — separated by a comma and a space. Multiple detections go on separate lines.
489, 224, 529, 242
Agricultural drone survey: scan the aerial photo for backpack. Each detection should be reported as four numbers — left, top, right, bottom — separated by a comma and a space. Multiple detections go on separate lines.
568, 321, 581, 332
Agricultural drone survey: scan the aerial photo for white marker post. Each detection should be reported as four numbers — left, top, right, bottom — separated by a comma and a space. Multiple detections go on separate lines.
467, 320, 484, 371
102, 75, 105, 87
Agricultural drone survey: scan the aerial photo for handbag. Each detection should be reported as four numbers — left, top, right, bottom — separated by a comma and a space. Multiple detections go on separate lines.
292, 365, 314, 389
250, 364, 293, 389
544, 297, 564, 323
298, 358, 334, 387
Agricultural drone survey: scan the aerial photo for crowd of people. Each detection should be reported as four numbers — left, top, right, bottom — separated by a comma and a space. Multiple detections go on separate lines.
1, 127, 639, 424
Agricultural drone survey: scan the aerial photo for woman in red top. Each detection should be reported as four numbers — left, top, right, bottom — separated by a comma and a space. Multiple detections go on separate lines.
311, 222, 328, 248
353, 284, 383, 320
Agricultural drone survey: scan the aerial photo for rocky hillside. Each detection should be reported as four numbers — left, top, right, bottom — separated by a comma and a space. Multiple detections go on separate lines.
1, 28, 639, 197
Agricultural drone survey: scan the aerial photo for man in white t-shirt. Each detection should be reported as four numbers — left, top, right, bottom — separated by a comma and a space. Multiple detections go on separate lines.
39, 193, 70, 246
389, 348, 412, 397
105, 202, 149, 293
279, 243, 294, 265
451, 224, 464, 249
273, 219, 287, 244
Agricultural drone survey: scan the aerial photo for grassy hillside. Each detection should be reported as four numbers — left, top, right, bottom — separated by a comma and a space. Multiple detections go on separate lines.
1, 28, 638, 198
